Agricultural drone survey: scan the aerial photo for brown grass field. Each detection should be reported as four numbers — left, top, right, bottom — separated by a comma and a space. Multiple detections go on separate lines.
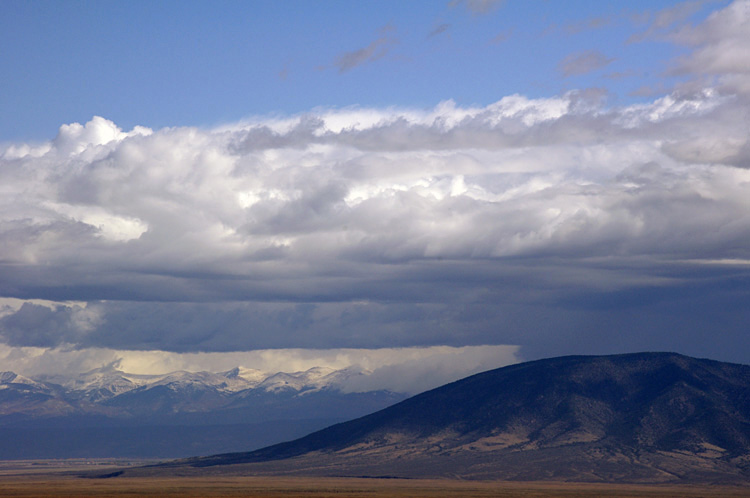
0, 462, 748, 498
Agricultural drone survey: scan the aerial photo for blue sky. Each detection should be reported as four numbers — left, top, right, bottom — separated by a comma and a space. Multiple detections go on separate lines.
1, 0, 722, 141
1, 0, 750, 384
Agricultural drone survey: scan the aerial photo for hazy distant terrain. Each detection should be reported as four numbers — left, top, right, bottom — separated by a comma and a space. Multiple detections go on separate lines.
0, 366, 406, 458
137, 353, 750, 484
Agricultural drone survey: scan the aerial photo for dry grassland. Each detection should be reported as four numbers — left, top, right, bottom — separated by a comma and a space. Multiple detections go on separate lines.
0, 460, 748, 498
0, 474, 748, 498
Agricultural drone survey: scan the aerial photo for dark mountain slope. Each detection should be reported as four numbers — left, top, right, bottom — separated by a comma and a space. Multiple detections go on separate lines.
154, 352, 750, 483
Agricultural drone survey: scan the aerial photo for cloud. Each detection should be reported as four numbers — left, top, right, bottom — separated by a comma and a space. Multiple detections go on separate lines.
333, 26, 397, 73
449, 0, 505, 15
562, 16, 611, 35
336, 345, 520, 394
428, 24, 451, 38
3, 4, 750, 366
0, 302, 102, 348
489, 29, 511, 44
669, 0, 750, 95
558, 50, 614, 77
628, 0, 716, 43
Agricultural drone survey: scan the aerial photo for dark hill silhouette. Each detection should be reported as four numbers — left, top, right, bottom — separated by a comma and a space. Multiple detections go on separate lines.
133, 353, 750, 483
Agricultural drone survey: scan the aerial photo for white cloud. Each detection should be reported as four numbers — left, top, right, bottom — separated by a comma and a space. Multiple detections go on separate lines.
669, 0, 750, 94
3, 12, 750, 359
53, 115, 151, 156
616, 88, 725, 126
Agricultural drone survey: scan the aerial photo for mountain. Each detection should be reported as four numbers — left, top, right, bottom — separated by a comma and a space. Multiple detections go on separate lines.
0, 365, 407, 459
0, 371, 76, 419
151, 353, 750, 483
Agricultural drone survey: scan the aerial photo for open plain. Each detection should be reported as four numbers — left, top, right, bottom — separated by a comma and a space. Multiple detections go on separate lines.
0, 462, 748, 498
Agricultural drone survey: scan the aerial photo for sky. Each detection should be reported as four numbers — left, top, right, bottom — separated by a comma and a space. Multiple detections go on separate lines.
1, 0, 750, 388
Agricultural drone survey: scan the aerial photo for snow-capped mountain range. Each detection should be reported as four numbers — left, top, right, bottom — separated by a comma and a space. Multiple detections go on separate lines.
32, 364, 364, 401
0, 365, 407, 459
1, 364, 385, 413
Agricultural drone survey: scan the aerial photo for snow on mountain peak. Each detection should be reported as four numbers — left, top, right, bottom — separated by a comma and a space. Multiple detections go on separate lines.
0, 371, 19, 383
221, 366, 267, 386
0, 371, 42, 387
15, 364, 377, 401
255, 366, 362, 394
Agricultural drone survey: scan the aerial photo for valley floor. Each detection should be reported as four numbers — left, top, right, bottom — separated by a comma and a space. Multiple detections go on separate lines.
0, 464, 747, 498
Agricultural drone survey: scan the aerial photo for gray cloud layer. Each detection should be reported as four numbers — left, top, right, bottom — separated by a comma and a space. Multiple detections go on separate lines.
2, 1, 750, 364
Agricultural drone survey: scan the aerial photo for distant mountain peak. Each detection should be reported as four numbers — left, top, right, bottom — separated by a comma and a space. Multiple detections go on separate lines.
0, 371, 41, 387
221, 366, 266, 384
223, 367, 241, 378
0, 371, 19, 383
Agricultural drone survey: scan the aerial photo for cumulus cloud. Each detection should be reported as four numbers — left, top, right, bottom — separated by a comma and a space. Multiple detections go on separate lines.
669, 0, 750, 95
2, 4, 750, 366
0, 87, 748, 360
52, 115, 152, 156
